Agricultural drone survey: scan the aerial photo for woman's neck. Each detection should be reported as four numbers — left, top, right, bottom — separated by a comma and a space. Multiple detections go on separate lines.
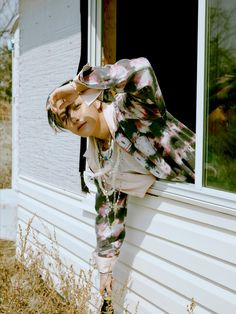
96, 111, 111, 140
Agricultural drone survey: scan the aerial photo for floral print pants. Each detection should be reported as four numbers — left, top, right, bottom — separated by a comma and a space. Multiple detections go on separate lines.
94, 179, 128, 258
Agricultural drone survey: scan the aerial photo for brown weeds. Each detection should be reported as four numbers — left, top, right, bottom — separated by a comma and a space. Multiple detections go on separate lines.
0, 101, 12, 189
187, 297, 197, 314
0, 217, 97, 313
0, 217, 135, 313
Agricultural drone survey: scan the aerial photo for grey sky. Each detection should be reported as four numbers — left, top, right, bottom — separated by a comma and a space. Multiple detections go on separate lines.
0, 0, 18, 46
0, 0, 18, 30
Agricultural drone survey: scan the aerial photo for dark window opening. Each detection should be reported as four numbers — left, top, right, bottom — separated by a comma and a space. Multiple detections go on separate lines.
116, 1, 198, 132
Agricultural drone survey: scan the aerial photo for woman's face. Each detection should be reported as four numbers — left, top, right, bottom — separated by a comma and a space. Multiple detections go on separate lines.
60, 96, 101, 137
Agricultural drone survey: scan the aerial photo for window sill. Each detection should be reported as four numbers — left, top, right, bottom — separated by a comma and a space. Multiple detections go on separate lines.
84, 170, 236, 216
148, 181, 236, 217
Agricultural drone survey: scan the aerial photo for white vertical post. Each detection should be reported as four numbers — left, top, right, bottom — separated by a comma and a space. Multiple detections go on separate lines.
12, 27, 20, 191
195, 0, 207, 189
84, 0, 102, 192
88, 0, 102, 66
95, 0, 102, 65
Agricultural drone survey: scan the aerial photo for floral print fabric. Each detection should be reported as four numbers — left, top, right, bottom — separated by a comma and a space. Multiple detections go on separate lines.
79, 57, 195, 183
94, 179, 127, 259
79, 57, 195, 261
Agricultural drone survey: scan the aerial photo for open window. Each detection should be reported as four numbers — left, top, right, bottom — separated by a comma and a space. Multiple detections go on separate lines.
102, 0, 198, 132
86, 0, 236, 211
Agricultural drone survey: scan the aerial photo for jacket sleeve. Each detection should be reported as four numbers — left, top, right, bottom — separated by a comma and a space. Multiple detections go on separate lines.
77, 57, 166, 118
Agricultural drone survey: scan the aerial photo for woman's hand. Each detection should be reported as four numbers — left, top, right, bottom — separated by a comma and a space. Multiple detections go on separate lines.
100, 272, 113, 297
48, 81, 87, 114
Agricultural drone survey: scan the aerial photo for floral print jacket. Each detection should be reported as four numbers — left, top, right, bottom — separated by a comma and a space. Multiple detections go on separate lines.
78, 57, 195, 183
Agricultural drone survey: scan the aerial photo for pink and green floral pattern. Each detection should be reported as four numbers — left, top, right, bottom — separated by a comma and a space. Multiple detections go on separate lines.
94, 179, 127, 259
79, 58, 196, 260
79, 57, 195, 183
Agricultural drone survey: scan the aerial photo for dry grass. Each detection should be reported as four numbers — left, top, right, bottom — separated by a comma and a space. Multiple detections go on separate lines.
0, 219, 94, 313
0, 102, 11, 120
186, 298, 197, 314
0, 101, 12, 189
0, 217, 134, 314
0, 217, 198, 313
0, 164, 11, 189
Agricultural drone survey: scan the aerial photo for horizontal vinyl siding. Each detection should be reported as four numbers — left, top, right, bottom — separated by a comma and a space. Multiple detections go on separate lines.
19, 0, 83, 195
17, 177, 236, 314
127, 197, 236, 264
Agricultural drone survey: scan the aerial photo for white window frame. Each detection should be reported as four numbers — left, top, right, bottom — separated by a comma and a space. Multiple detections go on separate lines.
83, 0, 103, 206
86, 0, 236, 216
87, 0, 102, 66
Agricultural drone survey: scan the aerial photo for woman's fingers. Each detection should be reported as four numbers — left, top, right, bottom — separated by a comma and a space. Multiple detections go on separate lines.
58, 99, 71, 110
48, 84, 79, 113
50, 83, 75, 102
47, 82, 89, 114
100, 273, 113, 297
105, 277, 112, 296
59, 94, 78, 110
48, 98, 63, 113
50, 87, 65, 103
100, 274, 106, 295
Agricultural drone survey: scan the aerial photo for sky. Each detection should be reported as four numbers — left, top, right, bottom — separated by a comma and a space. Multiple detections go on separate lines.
0, 0, 18, 26
0, 0, 18, 46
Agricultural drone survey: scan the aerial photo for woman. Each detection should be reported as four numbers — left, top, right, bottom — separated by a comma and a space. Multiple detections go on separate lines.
46, 57, 195, 311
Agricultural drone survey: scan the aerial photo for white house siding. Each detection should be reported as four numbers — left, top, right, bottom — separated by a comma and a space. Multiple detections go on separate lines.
17, 175, 236, 314
19, 0, 82, 194
16, 1, 236, 313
